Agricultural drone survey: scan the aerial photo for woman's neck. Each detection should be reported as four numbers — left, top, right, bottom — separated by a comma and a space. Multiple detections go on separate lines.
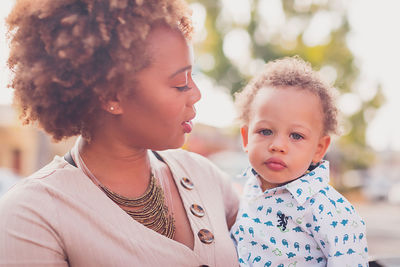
78, 135, 152, 198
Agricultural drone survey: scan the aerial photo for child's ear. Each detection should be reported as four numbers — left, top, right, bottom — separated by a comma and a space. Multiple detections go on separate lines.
312, 135, 331, 163
240, 126, 249, 153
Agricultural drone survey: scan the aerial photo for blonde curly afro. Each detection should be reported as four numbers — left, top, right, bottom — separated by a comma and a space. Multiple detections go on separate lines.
6, 0, 193, 140
235, 56, 338, 135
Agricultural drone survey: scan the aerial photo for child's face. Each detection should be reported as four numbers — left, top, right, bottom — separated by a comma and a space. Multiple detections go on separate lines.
241, 86, 331, 191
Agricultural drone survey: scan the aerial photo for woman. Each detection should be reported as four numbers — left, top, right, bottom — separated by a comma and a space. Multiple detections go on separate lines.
0, 0, 239, 266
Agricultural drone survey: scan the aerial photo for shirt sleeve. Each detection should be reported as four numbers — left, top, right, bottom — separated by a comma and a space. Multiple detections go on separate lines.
0, 182, 68, 267
307, 202, 369, 267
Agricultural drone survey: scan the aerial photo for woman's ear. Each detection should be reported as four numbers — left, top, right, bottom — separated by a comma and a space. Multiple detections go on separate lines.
240, 126, 249, 153
312, 135, 331, 163
100, 93, 124, 115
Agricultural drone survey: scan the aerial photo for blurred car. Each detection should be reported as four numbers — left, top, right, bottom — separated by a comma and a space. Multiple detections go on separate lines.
0, 168, 20, 197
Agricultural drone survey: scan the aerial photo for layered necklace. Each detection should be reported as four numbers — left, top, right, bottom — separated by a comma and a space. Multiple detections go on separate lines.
77, 151, 175, 239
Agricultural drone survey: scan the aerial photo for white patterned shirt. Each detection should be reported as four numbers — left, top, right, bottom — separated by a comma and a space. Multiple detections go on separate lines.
231, 161, 368, 267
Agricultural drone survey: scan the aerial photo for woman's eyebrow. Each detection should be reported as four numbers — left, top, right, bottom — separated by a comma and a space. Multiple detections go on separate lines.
169, 65, 192, 79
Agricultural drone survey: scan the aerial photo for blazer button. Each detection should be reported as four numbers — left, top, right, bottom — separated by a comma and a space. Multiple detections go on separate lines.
198, 229, 214, 244
180, 177, 194, 190
190, 204, 205, 217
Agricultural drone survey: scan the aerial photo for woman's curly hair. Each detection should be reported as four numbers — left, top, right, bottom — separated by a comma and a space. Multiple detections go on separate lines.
235, 56, 338, 135
6, 0, 193, 141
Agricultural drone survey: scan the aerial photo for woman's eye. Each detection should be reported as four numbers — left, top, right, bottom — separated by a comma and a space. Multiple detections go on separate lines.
290, 133, 303, 140
259, 129, 273, 136
175, 84, 192, 92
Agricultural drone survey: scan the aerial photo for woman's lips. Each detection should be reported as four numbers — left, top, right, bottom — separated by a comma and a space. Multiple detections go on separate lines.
265, 158, 286, 171
182, 120, 193, 133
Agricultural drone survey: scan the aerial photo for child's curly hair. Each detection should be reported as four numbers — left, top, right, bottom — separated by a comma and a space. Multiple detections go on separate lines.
235, 56, 338, 135
6, 0, 193, 141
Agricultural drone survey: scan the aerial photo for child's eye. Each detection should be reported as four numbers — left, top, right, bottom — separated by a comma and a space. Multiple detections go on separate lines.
175, 84, 192, 92
259, 129, 273, 136
290, 133, 303, 140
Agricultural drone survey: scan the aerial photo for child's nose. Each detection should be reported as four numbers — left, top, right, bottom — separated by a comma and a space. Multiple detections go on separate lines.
268, 137, 287, 153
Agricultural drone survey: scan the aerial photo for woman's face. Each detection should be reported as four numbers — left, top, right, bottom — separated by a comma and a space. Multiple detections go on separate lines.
114, 25, 201, 150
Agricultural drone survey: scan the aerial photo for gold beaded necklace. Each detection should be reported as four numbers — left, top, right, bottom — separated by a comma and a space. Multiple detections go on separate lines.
77, 152, 175, 239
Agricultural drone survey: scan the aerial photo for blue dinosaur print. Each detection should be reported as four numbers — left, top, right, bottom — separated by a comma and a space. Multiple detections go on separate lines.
287, 252, 296, 258
341, 219, 349, 226
305, 256, 313, 261
266, 207, 272, 215
253, 218, 261, 224
347, 248, 355, 255
309, 171, 315, 176
319, 165, 326, 169
359, 233, 364, 240
292, 226, 303, 232
318, 204, 324, 214
296, 188, 303, 197
230, 160, 368, 266
343, 234, 349, 244
277, 264, 284, 267
334, 251, 344, 257
264, 221, 274, 226
253, 256, 261, 263
249, 227, 254, 237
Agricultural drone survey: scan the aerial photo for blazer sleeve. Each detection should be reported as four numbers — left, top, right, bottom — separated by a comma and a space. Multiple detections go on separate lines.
0, 180, 68, 267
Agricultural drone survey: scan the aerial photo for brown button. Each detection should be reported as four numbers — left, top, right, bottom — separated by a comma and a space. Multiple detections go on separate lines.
180, 177, 194, 190
198, 229, 214, 244
190, 204, 205, 217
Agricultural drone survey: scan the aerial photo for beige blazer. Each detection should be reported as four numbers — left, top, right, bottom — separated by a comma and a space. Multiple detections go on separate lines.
0, 148, 239, 267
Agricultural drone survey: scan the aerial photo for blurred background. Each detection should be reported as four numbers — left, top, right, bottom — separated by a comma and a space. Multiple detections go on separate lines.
1, 0, 399, 264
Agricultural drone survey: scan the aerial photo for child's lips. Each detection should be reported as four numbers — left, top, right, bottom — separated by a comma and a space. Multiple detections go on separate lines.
264, 158, 287, 171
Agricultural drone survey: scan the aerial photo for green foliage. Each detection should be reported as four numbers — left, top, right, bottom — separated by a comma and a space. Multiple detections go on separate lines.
189, 0, 384, 172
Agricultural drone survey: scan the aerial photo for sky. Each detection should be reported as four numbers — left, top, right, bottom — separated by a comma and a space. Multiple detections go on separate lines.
1, 0, 400, 151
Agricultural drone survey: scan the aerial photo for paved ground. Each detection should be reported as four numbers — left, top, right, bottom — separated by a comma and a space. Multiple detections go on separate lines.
353, 201, 400, 260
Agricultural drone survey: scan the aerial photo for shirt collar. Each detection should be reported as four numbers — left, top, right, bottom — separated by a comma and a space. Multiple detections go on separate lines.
285, 160, 330, 205
242, 161, 330, 204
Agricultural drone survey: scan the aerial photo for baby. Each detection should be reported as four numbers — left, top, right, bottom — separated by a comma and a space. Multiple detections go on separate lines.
231, 56, 368, 266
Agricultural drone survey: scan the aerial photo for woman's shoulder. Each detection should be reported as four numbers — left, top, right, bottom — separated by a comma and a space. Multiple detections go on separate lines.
158, 148, 217, 169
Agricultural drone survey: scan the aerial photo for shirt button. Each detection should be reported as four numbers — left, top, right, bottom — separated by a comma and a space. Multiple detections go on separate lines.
190, 204, 205, 217
198, 229, 214, 244
180, 177, 194, 190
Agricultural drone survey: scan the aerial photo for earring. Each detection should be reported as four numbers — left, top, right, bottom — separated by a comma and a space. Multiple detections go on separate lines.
109, 106, 115, 111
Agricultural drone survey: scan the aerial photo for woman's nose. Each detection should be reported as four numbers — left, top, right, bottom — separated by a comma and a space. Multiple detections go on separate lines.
189, 80, 201, 105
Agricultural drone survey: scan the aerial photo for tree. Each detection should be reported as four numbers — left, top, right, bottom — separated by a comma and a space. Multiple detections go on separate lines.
189, 0, 384, 176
